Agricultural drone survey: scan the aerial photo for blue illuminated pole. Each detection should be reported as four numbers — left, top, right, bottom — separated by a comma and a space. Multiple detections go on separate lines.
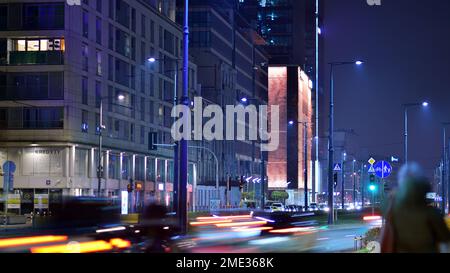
179, 0, 189, 234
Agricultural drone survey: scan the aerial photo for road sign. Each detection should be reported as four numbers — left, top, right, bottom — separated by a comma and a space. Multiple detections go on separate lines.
121, 191, 129, 215
368, 165, 376, 173
3, 161, 16, 192
374, 161, 392, 179
368, 158, 376, 165
333, 163, 342, 172
391, 156, 399, 163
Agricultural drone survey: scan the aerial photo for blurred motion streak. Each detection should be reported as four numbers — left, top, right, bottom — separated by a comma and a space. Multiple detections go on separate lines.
215, 221, 267, 228
0, 236, 69, 248
30, 238, 131, 253
190, 220, 233, 226
363, 216, 382, 221
196, 215, 253, 221
269, 227, 316, 234
233, 227, 274, 232
96, 226, 127, 233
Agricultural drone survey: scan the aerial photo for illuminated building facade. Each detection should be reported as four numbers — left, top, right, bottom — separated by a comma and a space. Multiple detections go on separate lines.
267, 66, 313, 205
0, 0, 198, 213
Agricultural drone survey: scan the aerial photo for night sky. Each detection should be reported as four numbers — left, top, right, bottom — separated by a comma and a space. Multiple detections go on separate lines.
323, 0, 450, 178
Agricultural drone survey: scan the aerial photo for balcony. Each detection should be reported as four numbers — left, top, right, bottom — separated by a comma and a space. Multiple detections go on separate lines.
8, 51, 64, 65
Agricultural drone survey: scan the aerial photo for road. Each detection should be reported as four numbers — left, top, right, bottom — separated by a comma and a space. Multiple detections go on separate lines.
304, 224, 370, 253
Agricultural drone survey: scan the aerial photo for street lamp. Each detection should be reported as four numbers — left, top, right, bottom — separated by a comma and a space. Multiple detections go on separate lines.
327, 60, 365, 225
240, 97, 267, 208
97, 94, 125, 197
148, 56, 182, 214
403, 101, 429, 164
288, 120, 310, 210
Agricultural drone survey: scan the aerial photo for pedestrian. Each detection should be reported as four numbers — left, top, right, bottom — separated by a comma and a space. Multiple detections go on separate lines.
381, 162, 450, 253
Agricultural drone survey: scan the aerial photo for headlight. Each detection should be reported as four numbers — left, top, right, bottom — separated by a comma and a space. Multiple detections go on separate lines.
324, 207, 330, 212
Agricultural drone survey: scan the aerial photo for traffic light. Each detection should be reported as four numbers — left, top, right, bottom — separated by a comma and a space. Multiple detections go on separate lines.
370, 174, 375, 182
239, 176, 245, 191
127, 179, 134, 193
148, 132, 158, 150
333, 173, 338, 188
369, 184, 376, 192
97, 166, 104, 178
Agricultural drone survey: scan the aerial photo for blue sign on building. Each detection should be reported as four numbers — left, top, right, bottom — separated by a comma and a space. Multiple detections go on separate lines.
3, 161, 16, 192
374, 161, 392, 179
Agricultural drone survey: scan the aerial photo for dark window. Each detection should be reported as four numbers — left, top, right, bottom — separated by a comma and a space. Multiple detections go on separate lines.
0, 72, 63, 100
115, 58, 129, 87
82, 10, 89, 38
23, 3, 64, 30
116, 0, 130, 28
0, 5, 7, 31
82, 77, 88, 105
96, 17, 102, 45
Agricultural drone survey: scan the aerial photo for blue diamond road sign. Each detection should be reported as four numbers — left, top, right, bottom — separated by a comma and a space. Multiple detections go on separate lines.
374, 161, 392, 179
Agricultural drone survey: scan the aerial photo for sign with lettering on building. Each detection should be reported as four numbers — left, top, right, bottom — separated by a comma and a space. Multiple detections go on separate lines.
34, 194, 49, 209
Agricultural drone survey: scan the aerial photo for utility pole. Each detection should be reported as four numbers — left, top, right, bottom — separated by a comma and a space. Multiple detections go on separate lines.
303, 122, 309, 210
341, 153, 346, 211
327, 64, 335, 225
361, 164, 365, 208
353, 160, 356, 208
442, 127, 446, 215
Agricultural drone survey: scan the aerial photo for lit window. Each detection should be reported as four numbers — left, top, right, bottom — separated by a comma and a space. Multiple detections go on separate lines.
27, 40, 40, 51
40, 39, 48, 51
17, 40, 26, 51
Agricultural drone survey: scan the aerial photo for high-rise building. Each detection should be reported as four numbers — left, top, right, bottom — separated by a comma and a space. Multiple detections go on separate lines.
238, 0, 325, 202
0, 0, 198, 213
267, 66, 313, 205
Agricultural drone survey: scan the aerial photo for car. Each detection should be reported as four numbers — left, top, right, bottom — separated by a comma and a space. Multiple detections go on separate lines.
308, 203, 319, 212
318, 204, 329, 212
285, 205, 298, 212
271, 203, 285, 212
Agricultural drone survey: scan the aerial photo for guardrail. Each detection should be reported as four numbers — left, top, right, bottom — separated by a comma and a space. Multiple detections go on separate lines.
354, 236, 365, 251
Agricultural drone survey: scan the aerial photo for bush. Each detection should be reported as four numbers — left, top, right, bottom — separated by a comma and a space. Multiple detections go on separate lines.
271, 191, 289, 202
363, 227, 381, 247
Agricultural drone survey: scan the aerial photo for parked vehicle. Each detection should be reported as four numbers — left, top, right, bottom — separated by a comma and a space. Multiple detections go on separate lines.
271, 203, 285, 212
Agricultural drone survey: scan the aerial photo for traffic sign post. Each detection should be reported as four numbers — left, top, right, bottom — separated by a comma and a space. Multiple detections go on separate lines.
333, 163, 342, 172
374, 161, 392, 179
3, 161, 16, 227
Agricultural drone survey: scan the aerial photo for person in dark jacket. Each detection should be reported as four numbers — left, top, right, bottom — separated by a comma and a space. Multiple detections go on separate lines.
382, 162, 450, 253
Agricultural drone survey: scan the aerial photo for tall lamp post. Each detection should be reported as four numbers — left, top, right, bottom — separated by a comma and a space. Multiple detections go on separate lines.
289, 120, 310, 210
352, 159, 357, 208
403, 102, 429, 164
179, 0, 190, 235
148, 56, 180, 214
242, 97, 267, 208
327, 60, 364, 225
97, 94, 125, 197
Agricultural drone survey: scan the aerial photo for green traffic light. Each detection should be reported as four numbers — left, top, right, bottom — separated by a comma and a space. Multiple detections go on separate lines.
369, 185, 376, 192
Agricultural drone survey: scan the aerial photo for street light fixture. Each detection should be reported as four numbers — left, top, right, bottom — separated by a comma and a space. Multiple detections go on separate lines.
97, 94, 125, 197
403, 101, 430, 164
327, 60, 365, 225
240, 96, 267, 208
148, 56, 181, 214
